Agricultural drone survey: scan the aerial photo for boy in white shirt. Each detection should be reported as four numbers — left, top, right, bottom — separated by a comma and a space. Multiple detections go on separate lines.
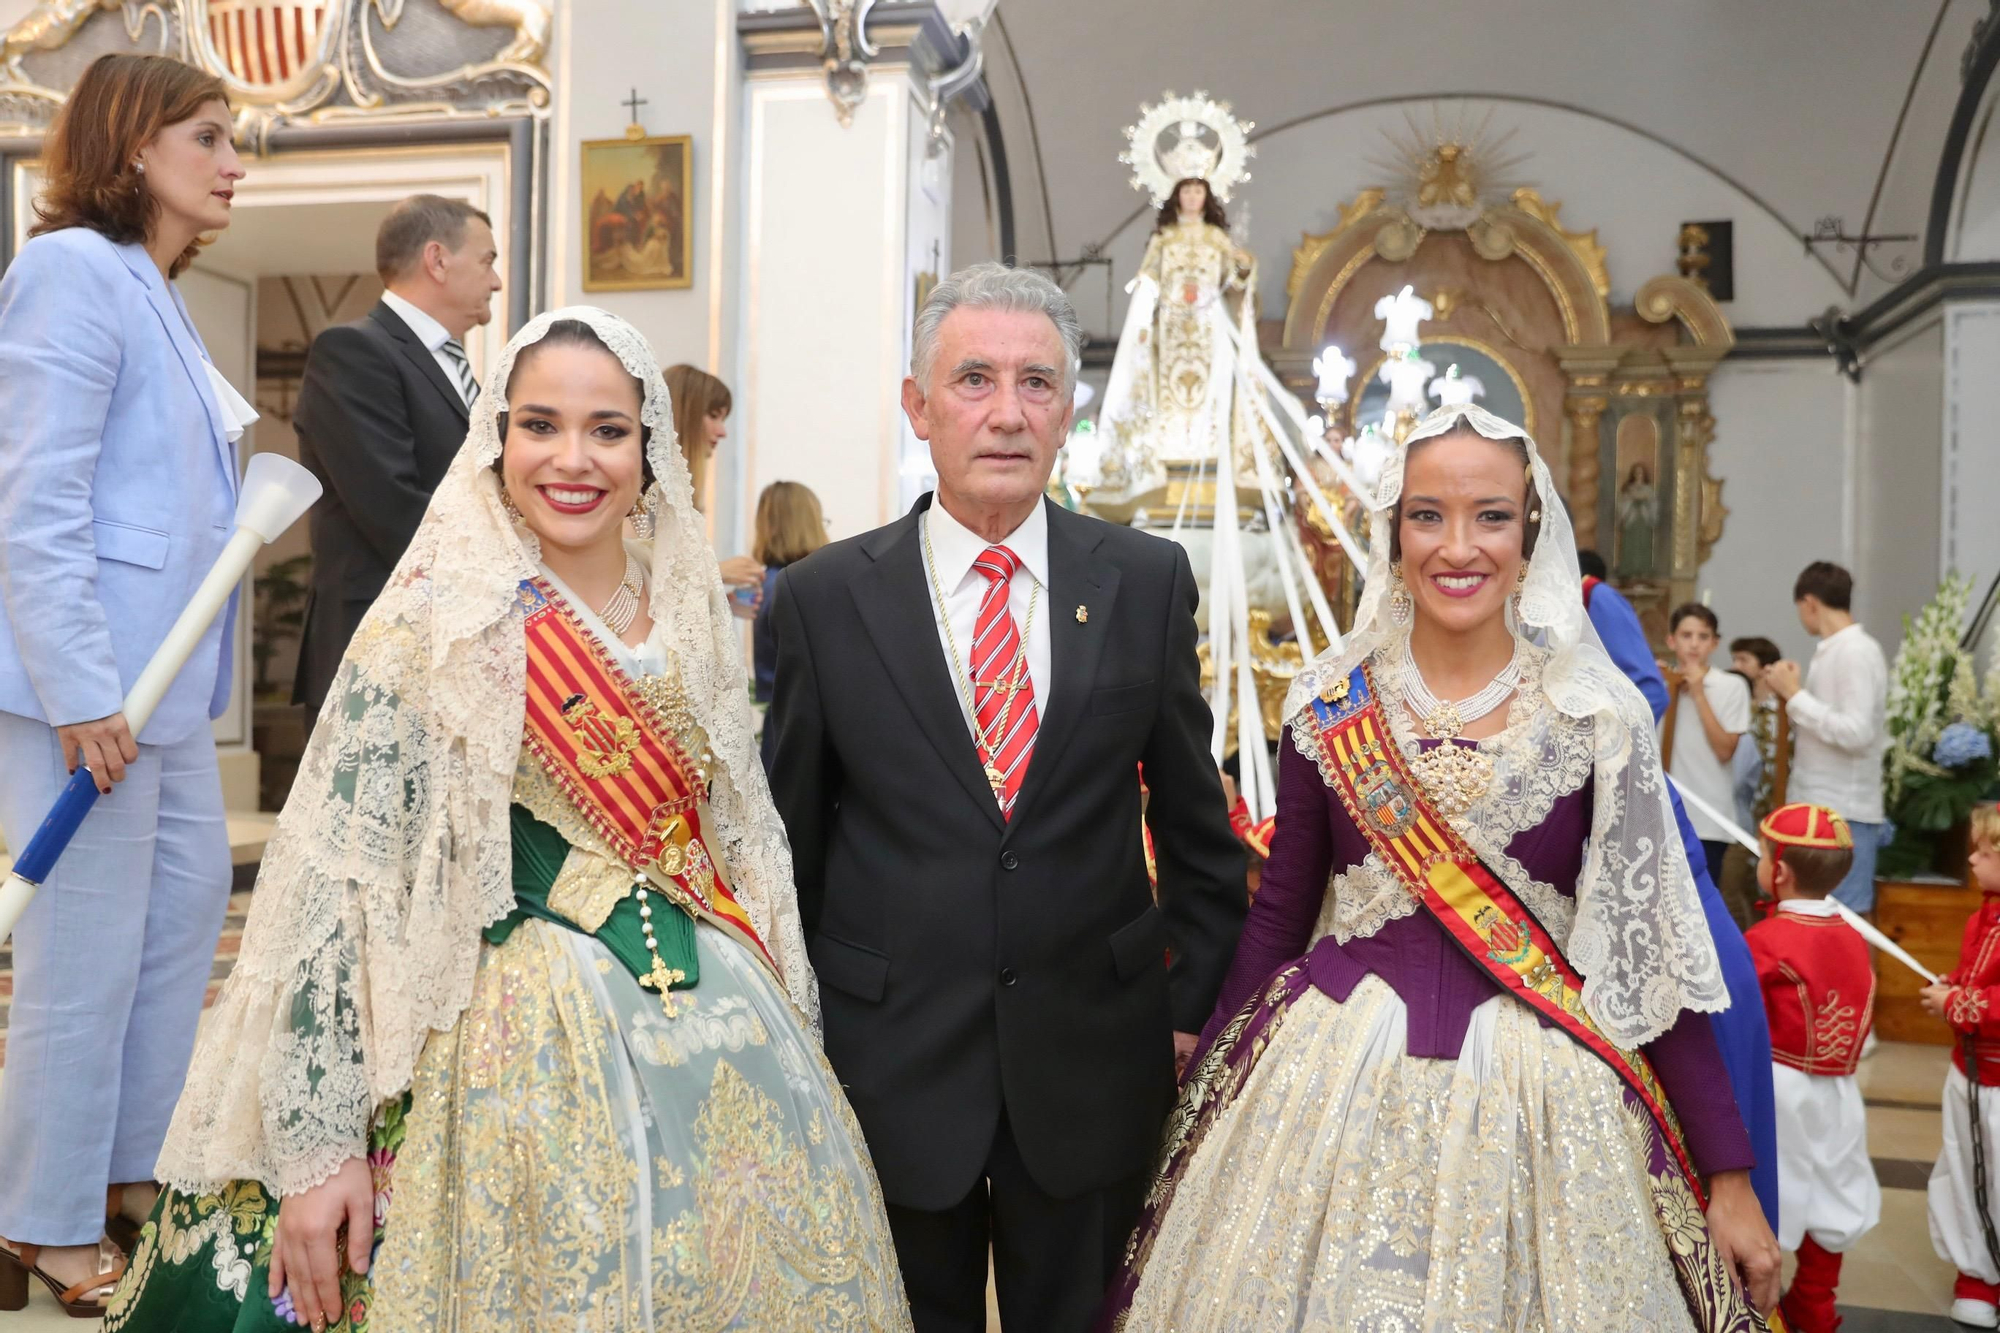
1663, 602, 1752, 890
1766, 562, 1891, 913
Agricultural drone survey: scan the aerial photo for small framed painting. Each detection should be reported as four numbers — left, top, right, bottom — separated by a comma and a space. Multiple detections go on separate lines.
582, 133, 693, 292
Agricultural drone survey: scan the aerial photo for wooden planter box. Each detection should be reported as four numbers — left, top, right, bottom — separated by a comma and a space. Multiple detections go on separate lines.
1874, 874, 1979, 1045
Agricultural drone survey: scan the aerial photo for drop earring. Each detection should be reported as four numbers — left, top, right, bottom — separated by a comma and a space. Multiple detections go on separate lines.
1511, 564, 1528, 619
499, 486, 522, 521
1389, 568, 1413, 627
628, 492, 656, 540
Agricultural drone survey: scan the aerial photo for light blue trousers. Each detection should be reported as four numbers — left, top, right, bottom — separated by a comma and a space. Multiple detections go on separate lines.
0, 711, 229, 1244
1831, 818, 1890, 914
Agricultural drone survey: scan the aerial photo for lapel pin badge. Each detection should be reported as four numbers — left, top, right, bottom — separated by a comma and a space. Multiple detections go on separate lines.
1075, 605, 1088, 624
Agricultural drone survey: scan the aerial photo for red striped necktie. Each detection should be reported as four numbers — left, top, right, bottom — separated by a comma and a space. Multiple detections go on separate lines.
969, 545, 1038, 818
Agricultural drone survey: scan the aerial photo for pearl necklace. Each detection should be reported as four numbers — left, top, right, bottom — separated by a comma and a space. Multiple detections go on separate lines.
1397, 636, 1525, 740
1397, 637, 1524, 817
598, 551, 645, 637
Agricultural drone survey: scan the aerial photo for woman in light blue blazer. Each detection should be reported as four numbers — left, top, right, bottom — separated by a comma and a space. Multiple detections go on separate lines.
0, 54, 252, 1315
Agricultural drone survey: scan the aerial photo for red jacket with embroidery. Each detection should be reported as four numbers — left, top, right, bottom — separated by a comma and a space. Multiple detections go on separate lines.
1945, 892, 2000, 1085
1745, 904, 1876, 1077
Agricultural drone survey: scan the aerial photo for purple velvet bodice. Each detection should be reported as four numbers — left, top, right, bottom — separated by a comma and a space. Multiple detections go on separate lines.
1201, 730, 1754, 1177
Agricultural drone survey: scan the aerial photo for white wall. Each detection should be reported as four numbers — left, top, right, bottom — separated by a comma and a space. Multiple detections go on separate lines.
548, 0, 747, 551
1854, 318, 1945, 655
1704, 360, 1853, 664
740, 70, 949, 547
1943, 303, 2000, 593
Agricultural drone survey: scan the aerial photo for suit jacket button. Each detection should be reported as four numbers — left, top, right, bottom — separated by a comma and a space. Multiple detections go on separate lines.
999, 967, 1018, 987
1000, 851, 1020, 871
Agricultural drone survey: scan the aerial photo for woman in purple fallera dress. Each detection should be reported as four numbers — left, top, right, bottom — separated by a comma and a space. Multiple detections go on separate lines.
1100, 404, 1782, 1332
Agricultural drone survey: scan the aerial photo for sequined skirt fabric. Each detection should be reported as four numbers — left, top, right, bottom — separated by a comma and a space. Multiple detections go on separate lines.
1117, 974, 1694, 1333
372, 919, 909, 1331
107, 919, 909, 1333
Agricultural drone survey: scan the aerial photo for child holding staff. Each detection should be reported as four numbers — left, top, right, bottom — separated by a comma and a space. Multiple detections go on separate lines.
1745, 802, 1880, 1333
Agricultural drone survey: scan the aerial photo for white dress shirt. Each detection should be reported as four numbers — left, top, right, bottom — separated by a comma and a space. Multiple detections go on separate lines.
923, 498, 1051, 739
1786, 622, 1889, 824
381, 289, 475, 408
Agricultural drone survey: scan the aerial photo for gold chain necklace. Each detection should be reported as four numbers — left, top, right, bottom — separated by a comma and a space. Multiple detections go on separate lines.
922, 516, 1041, 794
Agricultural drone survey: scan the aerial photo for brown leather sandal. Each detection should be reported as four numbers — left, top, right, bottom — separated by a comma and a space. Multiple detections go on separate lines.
0, 1238, 128, 1318
104, 1183, 152, 1256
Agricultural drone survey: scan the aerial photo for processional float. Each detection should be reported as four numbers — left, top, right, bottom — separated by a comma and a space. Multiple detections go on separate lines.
0, 454, 321, 946
1058, 92, 1469, 824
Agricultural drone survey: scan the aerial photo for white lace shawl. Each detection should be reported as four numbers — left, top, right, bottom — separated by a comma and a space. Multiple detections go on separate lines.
155, 308, 815, 1196
1281, 402, 1726, 1049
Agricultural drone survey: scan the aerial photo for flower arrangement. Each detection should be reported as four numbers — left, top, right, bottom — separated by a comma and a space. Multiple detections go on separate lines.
1879, 574, 2000, 879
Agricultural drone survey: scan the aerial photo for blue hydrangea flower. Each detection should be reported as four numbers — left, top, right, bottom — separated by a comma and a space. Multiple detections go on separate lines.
1933, 722, 1994, 769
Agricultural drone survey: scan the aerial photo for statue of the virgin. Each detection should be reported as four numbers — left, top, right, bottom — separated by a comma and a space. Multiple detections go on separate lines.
1089, 92, 1264, 508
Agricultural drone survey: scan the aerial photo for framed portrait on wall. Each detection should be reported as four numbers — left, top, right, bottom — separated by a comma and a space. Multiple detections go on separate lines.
582, 133, 692, 292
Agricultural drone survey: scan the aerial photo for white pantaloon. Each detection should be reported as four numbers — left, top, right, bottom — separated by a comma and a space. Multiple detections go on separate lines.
1772, 1063, 1879, 1252
0, 710, 229, 1244
1932, 1063, 2000, 1282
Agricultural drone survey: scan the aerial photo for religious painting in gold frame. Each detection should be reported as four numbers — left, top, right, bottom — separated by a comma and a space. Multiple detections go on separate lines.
581, 134, 693, 292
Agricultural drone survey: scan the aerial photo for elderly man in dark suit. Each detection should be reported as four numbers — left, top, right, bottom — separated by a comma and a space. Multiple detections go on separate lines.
765, 263, 1247, 1332
290, 193, 501, 716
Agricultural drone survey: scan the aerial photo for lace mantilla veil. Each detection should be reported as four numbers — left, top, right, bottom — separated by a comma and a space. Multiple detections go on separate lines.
156, 307, 815, 1196
1281, 402, 1726, 1048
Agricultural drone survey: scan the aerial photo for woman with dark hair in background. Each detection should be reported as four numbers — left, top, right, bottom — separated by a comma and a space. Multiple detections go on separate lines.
662, 363, 764, 616
0, 52, 253, 1316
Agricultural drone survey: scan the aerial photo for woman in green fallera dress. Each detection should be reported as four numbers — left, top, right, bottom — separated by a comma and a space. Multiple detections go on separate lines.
104, 308, 910, 1332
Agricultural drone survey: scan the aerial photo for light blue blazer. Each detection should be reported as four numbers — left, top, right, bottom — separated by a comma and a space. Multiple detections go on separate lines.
0, 229, 239, 746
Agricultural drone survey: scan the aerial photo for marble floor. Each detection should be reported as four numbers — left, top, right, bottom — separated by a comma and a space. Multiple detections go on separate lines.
0, 1040, 1973, 1328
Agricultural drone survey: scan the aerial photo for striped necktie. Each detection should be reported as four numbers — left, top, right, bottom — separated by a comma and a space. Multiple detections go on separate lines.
441, 338, 480, 408
969, 545, 1039, 818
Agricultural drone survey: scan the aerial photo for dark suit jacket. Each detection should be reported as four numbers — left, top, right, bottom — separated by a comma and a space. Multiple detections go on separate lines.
765, 494, 1247, 1210
290, 300, 470, 713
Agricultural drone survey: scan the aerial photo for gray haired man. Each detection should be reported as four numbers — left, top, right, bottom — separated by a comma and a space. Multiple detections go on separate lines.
291, 193, 501, 718
765, 263, 1246, 1330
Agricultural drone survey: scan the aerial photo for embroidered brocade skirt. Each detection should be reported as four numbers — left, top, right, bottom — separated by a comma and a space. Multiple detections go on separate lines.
1108, 972, 1696, 1333
105, 920, 911, 1333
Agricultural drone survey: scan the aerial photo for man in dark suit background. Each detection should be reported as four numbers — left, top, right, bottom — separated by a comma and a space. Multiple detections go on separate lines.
290, 193, 501, 716
766, 263, 1246, 1331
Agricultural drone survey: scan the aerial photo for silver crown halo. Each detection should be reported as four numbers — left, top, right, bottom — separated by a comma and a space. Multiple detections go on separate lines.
1121, 90, 1255, 206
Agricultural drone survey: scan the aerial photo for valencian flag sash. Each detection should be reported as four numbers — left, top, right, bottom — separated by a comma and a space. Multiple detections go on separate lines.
515, 578, 778, 983
1305, 664, 1775, 1332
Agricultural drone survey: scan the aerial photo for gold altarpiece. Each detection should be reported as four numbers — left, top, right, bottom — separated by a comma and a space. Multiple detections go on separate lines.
1274, 186, 1733, 646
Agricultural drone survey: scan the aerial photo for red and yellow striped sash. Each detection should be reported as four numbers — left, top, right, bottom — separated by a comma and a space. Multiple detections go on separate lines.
517, 578, 775, 976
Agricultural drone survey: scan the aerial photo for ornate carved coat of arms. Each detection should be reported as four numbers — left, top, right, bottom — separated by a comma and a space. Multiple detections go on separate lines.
1, 0, 551, 141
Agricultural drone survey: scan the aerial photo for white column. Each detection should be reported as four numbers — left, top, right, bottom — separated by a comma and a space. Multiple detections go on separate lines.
737, 9, 957, 547
1945, 303, 2000, 582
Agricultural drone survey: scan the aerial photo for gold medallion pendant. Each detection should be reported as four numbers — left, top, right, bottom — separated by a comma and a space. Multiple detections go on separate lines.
1409, 706, 1494, 817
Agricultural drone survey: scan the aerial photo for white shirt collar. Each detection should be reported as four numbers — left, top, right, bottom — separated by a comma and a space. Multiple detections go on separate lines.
382, 288, 453, 353
1776, 897, 1843, 918
1813, 622, 1865, 655
925, 496, 1050, 592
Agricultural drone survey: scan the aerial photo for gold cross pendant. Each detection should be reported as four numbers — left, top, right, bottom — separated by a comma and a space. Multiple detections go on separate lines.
644, 962, 688, 1017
